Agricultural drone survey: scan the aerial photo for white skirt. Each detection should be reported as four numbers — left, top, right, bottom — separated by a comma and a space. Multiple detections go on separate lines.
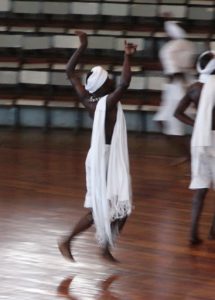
84, 145, 110, 208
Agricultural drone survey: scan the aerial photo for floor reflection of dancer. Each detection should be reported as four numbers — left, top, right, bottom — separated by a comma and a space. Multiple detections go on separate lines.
154, 20, 195, 164
58, 31, 136, 262
57, 275, 120, 300
175, 51, 215, 245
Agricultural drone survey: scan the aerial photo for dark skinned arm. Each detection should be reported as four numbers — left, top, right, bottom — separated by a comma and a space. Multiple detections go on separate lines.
66, 31, 90, 107
174, 88, 195, 127
106, 41, 137, 110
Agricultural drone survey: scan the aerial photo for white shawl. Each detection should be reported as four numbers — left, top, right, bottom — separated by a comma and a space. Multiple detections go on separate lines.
191, 75, 215, 176
89, 96, 132, 247
191, 75, 215, 148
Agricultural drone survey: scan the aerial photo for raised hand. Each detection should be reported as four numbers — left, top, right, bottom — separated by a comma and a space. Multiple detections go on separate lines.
75, 30, 88, 48
124, 41, 137, 55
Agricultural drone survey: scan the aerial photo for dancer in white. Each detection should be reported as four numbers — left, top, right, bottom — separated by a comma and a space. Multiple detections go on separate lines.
58, 31, 136, 262
154, 20, 195, 163
175, 50, 215, 245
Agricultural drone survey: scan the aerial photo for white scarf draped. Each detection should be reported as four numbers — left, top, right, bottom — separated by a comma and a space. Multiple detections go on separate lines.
89, 96, 132, 247
199, 73, 211, 84
192, 75, 215, 148
191, 75, 215, 175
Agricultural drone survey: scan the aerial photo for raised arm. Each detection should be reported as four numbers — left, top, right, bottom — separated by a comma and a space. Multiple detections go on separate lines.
106, 41, 137, 110
66, 31, 89, 103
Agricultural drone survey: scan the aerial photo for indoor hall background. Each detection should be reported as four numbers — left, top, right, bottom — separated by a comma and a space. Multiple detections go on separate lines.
0, 1, 215, 299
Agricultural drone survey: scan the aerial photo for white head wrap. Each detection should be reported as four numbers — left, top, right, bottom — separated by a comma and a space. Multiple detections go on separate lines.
197, 50, 215, 83
197, 50, 215, 74
164, 21, 186, 39
85, 66, 108, 94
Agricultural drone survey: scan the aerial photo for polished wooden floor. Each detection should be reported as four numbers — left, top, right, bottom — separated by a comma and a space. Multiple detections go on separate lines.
0, 128, 214, 300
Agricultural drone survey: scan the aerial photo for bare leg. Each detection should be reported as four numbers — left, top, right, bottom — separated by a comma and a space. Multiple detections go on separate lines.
157, 121, 164, 132
102, 216, 127, 263
58, 211, 93, 261
190, 188, 208, 245
169, 135, 190, 166
153, 118, 165, 134
208, 214, 215, 240
102, 243, 119, 263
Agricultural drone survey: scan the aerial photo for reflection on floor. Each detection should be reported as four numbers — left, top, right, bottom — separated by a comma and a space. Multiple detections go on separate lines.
0, 129, 214, 300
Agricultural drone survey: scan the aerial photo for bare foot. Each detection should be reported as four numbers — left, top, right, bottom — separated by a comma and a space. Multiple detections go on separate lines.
58, 239, 75, 262
189, 237, 203, 246
101, 275, 119, 291
102, 248, 119, 263
57, 277, 73, 296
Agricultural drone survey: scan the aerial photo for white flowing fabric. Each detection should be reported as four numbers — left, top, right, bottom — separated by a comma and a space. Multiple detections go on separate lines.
153, 80, 186, 135
199, 73, 212, 84
159, 39, 195, 75
164, 21, 186, 40
85, 95, 132, 247
154, 35, 195, 135
190, 75, 215, 183
106, 98, 132, 222
191, 75, 215, 148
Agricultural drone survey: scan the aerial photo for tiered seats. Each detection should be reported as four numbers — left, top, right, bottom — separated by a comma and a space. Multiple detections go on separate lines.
0, 0, 214, 129
1, 1, 214, 31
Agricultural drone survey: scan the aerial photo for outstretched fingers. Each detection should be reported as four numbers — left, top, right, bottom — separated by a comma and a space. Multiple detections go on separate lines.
124, 40, 137, 55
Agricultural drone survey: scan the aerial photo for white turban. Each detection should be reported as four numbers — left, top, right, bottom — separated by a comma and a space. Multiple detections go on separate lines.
197, 50, 215, 74
164, 21, 186, 40
85, 66, 108, 94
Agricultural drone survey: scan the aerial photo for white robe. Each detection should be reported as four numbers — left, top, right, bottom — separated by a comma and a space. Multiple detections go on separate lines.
159, 39, 195, 75
154, 38, 195, 135
153, 80, 186, 135
85, 96, 132, 246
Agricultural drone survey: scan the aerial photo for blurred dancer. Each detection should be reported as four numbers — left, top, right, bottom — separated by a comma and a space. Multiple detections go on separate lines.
175, 50, 215, 245
58, 31, 136, 262
154, 21, 195, 164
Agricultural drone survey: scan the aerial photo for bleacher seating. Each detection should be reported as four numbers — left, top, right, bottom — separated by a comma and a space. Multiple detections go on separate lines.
0, 0, 214, 129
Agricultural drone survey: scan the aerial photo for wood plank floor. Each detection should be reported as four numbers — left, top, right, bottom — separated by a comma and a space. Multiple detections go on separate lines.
0, 128, 214, 300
